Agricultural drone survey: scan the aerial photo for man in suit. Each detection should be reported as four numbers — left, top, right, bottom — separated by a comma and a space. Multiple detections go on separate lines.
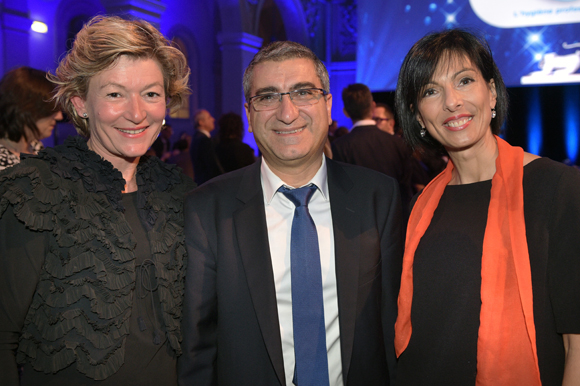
178, 41, 402, 386
332, 84, 413, 213
190, 109, 224, 185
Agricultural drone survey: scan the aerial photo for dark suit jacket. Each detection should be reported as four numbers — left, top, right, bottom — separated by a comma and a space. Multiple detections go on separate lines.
178, 158, 403, 386
190, 130, 224, 185
331, 125, 413, 212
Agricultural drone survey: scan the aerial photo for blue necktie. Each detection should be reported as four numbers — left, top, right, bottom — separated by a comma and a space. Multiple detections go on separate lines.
279, 185, 329, 386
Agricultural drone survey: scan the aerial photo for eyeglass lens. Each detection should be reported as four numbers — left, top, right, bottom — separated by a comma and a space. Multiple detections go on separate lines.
251, 89, 325, 111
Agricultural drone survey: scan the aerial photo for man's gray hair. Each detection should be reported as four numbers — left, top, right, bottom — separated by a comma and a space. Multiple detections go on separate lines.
242, 41, 330, 101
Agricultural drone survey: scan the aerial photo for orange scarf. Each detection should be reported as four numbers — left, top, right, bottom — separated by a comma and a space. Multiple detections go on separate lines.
395, 136, 542, 385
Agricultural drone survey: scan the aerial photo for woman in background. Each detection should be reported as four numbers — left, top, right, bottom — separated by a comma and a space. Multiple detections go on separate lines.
394, 29, 580, 385
215, 111, 255, 172
0, 15, 193, 385
0, 66, 63, 170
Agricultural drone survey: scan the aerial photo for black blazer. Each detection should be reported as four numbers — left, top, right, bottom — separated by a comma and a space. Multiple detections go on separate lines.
178, 158, 403, 386
190, 130, 224, 185
331, 125, 413, 211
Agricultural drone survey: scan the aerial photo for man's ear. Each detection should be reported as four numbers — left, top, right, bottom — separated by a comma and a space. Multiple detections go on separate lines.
244, 103, 253, 133
325, 93, 332, 123
71, 96, 87, 117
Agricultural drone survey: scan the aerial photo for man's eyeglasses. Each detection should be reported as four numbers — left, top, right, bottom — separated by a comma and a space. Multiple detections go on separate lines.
248, 88, 328, 111
373, 117, 391, 123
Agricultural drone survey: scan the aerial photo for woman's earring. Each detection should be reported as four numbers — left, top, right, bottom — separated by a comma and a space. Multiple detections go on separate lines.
420, 128, 426, 138
82, 113, 88, 118
491, 108, 496, 119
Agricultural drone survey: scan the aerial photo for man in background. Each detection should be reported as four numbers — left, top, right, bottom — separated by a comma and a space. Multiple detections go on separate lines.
189, 109, 224, 185
332, 83, 413, 212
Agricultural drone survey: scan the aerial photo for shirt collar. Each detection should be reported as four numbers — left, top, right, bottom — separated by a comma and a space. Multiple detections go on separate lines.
198, 129, 211, 138
351, 119, 377, 130
261, 156, 329, 205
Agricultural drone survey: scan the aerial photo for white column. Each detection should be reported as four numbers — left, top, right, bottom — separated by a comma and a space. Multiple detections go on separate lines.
216, 32, 263, 153
217, 32, 263, 113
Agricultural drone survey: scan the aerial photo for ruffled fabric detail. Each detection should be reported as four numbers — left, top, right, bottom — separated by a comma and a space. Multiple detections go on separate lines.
0, 136, 194, 379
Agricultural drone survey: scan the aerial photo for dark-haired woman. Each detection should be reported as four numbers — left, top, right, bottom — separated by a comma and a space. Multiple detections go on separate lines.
394, 29, 580, 385
215, 112, 255, 172
0, 67, 62, 170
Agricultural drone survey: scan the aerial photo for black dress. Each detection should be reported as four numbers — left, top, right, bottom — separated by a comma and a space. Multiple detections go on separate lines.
395, 158, 580, 386
0, 137, 195, 385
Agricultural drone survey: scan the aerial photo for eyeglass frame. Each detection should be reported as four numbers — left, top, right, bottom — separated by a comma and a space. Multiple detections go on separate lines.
247, 88, 329, 112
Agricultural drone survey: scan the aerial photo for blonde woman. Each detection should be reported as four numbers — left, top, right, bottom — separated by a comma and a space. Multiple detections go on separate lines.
0, 16, 193, 385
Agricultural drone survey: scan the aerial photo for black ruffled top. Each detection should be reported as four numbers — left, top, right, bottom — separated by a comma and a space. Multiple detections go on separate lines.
0, 136, 195, 382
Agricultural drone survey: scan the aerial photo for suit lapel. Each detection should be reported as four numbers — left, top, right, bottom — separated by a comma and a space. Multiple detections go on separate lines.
233, 162, 286, 386
327, 159, 359, 382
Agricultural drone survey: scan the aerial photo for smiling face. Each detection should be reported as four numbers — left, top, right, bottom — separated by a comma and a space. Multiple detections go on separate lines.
415, 55, 497, 154
71, 56, 166, 167
244, 58, 332, 178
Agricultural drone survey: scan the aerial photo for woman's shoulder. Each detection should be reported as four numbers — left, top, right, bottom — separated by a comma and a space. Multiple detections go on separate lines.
139, 155, 196, 194
0, 156, 60, 229
523, 157, 580, 205
524, 156, 580, 182
0, 151, 51, 184
0, 143, 20, 171
523, 151, 540, 166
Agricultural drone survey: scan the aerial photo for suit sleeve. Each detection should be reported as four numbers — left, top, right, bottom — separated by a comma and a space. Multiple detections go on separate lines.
380, 177, 404, 384
0, 206, 46, 386
178, 194, 218, 386
331, 140, 346, 163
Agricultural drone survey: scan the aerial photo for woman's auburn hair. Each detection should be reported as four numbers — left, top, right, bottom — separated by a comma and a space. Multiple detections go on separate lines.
0, 67, 58, 142
50, 15, 190, 137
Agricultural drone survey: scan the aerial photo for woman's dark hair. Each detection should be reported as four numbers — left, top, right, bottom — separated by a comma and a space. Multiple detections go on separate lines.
0, 67, 58, 142
395, 29, 508, 151
218, 112, 244, 142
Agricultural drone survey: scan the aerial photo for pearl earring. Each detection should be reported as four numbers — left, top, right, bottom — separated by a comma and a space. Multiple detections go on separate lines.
491, 108, 496, 119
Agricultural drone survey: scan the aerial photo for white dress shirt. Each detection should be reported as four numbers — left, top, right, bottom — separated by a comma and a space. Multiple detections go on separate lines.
350, 118, 376, 130
261, 156, 343, 386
